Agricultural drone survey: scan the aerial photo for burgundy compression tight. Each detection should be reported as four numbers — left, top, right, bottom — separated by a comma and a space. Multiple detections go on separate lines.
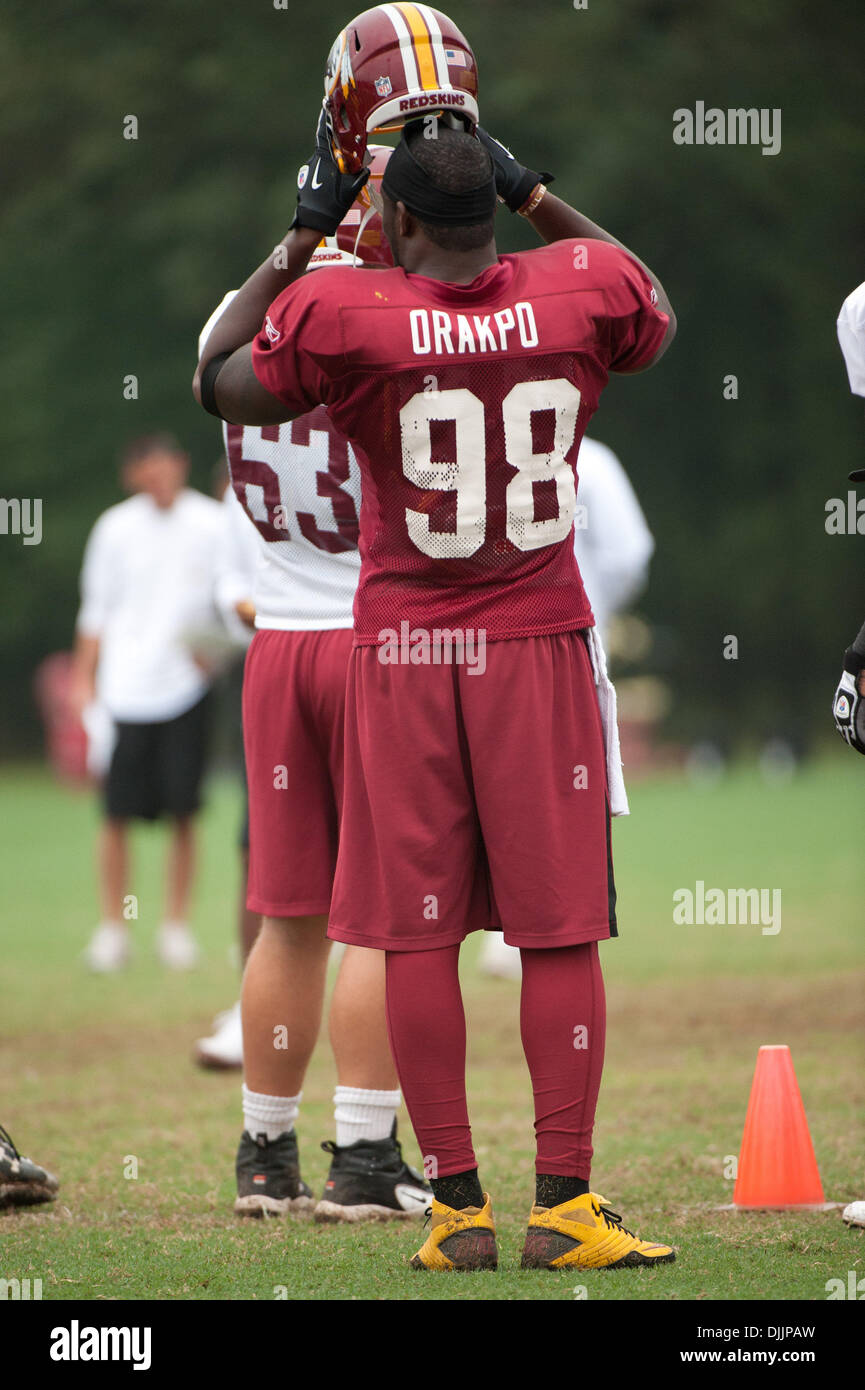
384, 940, 606, 1180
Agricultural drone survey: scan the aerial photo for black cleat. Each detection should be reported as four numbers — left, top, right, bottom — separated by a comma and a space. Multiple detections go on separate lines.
0, 1124, 59, 1209
234, 1130, 314, 1218
314, 1121, 431, 1223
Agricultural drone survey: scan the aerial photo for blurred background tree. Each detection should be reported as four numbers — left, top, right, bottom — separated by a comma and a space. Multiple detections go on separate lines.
1, 0, 862, 754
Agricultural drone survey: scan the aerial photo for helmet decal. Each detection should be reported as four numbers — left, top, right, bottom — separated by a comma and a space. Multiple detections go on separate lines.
380, 4, 453, 94
325, 29, 355, 101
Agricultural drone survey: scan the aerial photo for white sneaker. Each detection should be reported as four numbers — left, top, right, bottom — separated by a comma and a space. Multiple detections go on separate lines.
194, 1001, 243, 1070
478, 933, 522, 980
157, 922, 200, 970
84, 923, 131, 973
842, 1201, 865, 1228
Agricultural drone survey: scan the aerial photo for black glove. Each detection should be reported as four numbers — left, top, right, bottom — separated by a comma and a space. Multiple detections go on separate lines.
291, 109, 370, 236
832, 647, 865, 755
476, 126, 553, 213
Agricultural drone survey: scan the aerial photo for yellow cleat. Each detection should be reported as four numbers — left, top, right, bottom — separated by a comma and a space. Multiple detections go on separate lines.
520, 1192, 675, 1270
410, 1193, 498, 1271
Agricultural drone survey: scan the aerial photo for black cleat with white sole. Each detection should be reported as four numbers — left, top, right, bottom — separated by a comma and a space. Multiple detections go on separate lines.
0, 1123, 59, 1208
314, 1121, 431, 1223
234, 1130, 315, 1218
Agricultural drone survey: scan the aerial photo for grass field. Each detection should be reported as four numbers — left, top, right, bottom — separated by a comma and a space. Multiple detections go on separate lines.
1, 757, 863, 1302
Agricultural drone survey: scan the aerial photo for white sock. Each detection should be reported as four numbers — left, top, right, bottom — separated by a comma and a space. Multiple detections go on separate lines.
242, 1085, 301, 1142
333, 1086, 401, 1147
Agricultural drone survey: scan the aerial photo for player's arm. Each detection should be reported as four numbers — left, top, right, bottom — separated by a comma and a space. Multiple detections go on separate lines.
526, 194, 675, 356
197, 341, 297, 427
193, 112, 369, 425
195, 229, 319, 385
71, 515, 113, 716
477, 128, 676, 368
193, 229, 320, 425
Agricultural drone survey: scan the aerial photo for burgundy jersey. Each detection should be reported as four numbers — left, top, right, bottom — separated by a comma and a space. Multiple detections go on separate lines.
251, 237, 668, 643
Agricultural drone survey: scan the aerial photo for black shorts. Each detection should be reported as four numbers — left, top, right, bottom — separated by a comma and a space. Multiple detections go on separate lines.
105, 694, 210, 822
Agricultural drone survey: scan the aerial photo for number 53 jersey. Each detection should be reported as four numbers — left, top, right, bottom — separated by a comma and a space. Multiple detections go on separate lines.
202, 291, 363, 631
223, 411, 362, 630
251, 237, 668, 644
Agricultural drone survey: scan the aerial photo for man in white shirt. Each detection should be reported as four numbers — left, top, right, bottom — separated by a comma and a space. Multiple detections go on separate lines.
73, 433, 226, 971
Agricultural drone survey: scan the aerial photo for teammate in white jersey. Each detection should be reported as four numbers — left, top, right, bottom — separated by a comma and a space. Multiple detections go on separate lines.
831, 280, 865, 762
199, 154, 430, 1221
833, 282, 865, 1231
194, 477, 260, 1070
572, 437, 654, 645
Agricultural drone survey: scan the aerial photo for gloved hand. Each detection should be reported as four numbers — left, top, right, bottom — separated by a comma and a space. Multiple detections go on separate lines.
291, 109, 370, 236
476, 126, 554, 213
832, 647, 865, 755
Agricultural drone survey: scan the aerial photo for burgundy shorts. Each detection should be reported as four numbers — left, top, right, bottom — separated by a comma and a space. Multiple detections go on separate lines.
328, 628, 617, 952
244, 627, 354, 917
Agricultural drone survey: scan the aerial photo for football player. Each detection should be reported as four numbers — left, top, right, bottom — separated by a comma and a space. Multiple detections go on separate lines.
833, 280, 865, 1228
832, 280, 865, 757
194, 473, 260, 1070
198, 155, 430, 1222
194, 7, 677, 1273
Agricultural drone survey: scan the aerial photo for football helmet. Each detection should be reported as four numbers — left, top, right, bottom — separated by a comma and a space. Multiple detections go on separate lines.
324, 5, 479, 172
309, 144, 394, 269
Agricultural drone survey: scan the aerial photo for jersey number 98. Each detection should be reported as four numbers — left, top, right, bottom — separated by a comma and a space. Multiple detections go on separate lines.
399, 379, 581, 559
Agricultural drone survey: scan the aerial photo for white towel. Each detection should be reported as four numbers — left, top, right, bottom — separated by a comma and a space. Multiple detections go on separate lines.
584, 627, 630, 817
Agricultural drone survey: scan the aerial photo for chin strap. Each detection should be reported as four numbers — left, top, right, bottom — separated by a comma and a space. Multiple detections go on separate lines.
351, 204, 379, 264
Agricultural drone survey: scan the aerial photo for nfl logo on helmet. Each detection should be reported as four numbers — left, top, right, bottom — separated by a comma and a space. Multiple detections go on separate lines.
375, 74, 392, 97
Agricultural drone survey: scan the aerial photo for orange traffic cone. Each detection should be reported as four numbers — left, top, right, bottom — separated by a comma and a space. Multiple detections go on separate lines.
733, 1045, 825, 1208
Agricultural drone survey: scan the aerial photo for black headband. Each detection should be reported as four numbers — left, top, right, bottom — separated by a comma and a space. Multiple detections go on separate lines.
381, 133, 496, 226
